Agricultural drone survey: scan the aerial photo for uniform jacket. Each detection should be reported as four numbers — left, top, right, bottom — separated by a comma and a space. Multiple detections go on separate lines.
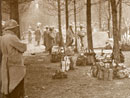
43, 30, 49, 46
1, 30, 27, 94
46, 31, 55, 51
35, 29, 42, 41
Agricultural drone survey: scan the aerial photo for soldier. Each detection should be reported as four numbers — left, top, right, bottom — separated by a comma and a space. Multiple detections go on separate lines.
1, 19, 27, 98
47, 27, 56, 54
78, 25, 85, 48
43, 26, 49, 50
35, 26, 42, 46
28, 26, 32, 44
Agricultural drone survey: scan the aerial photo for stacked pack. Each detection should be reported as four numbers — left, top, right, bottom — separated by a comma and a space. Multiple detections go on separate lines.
76, 53, 87, 66
84, 50, 96, 65
92, 53, 129, 80
51, 46, 64, 63
91, 53, 113, 80
92, 62, 114, 81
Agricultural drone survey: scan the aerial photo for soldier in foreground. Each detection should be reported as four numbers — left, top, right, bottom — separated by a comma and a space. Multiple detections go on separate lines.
1, 19, 27, 98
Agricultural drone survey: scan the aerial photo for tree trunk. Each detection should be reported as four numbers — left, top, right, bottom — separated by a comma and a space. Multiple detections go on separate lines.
57, 0, 63, 46
118, 0, 122, 41
74, 0, 78, 52
110, 0, 120, 63
0, 0, 2, 90
74, 0, 77, 33
108, 0, 111, 38
10, 0, 20, 38
0, 0, 2, 36
86, 0, 93, 51
99, 0, 102, 30
65, 0, 69, 31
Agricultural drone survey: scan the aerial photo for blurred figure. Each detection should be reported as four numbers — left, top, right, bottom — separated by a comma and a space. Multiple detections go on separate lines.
78, 25, 85, 48
43, 26, 49, 50
55, 30, 61, 46
35, 26, 42, 46
1, 19, 27, 98
47, 27, 55, 54
28, 26, 32, 44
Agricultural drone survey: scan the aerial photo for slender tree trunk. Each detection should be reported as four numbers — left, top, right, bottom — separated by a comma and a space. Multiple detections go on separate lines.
110, 0, 120, 63
74, 0, 78, 51
86, 0, 93, 51
58, 0, 63, 46
0, 0, 2, 36
0, 0, 2, 92
10, 0, 20, 38
99, 0, 102, 30
108, 0, 111, 38
74, 0, 77, 33
119, 0, 122, 41
65, 0, 69, 31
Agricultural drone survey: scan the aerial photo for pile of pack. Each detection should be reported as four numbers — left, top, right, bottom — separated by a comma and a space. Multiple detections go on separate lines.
51, 46, 75, 63
76, 50, 96, 66
92, 53, 130, 80
76, 53, 87, 66
52, 47, 75, 79
51, 46, 64, 63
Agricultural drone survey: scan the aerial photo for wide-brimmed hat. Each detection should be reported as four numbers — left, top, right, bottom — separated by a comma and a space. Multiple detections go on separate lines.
4, 19, 19, 30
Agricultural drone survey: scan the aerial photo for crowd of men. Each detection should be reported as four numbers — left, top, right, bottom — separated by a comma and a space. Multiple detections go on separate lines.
25, 23, 86, 53
26, 25, 61, 53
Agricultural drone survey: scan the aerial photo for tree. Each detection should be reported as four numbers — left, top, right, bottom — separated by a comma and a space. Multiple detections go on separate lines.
99, 0, 102, 30
65, 0, 69, 31
10, 0, 20, 38
57, 0, 63, 46
0, 0, 1, 41
110, 0, 120, 63
108, 0, 111, 38
118, 0, 122, 41
74, 0, 77, 33
86, 0, 93, 51
0, 0, 2, 93
3, 0, 34, 38
45, 0, 85, 26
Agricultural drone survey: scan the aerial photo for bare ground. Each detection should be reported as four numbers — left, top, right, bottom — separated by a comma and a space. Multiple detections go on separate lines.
24, 51, 130, 98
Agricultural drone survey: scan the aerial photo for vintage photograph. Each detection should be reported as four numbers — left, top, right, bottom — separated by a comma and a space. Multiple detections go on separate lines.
0, 0, 130, 98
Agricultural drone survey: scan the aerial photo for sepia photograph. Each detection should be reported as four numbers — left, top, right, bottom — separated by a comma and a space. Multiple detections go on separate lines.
0, 0, 130, 98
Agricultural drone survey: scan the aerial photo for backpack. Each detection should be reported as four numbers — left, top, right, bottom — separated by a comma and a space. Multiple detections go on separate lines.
76, 55, 87, 66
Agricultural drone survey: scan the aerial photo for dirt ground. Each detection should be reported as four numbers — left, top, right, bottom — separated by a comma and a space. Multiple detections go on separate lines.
24, 51, 130, 98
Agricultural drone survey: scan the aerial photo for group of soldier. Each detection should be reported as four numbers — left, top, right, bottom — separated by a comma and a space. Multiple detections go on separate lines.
26, 25, 60, 53
66, 24, 86, 52
26, 23, 86, 54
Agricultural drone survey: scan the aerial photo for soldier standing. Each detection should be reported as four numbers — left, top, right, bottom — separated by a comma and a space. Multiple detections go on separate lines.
28, 26, 32, 44
78, 25, 85, 48
43, 26, 49, 50
35, 26, 42, 46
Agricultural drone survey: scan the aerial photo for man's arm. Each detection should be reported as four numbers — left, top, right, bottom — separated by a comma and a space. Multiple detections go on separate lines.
10, 35, 27, 53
